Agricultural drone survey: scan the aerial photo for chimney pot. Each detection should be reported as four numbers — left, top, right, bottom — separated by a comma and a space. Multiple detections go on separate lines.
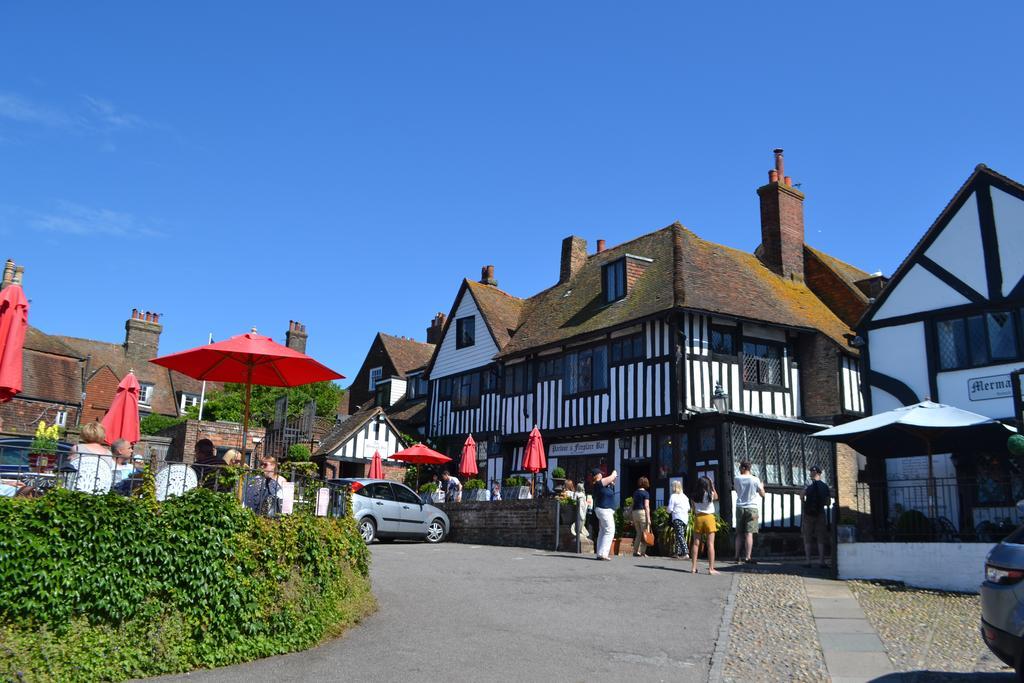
784, 176, 792, 186
773, 148, 785, 178
769, 169, 779, 183
480, 264, 497, 286
152, 313, 160, 324
11, 266, 23, 286
596, 239, 606, 253
1, 259, 14, 289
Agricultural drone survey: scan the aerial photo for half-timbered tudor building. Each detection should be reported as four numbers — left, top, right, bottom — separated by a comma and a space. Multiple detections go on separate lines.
315, 406, 408, 479
426, 151, 874, 537
858, 165, 1024, 531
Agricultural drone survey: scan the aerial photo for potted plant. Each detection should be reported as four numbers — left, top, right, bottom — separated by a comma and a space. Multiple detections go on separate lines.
419, 481, 442, 504
551, 466, 566, 491
504, 475, 531, 500
614, 501, 635, 556
651, 507, 676, 556
462, 478, 489, 501
30, 420, 61, 472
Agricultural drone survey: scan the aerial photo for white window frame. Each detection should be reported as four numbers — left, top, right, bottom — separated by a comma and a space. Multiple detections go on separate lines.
179, 393, 200, 413
369, 367, 383, 391
55, 409, 68, 428
138, 383, 155, 406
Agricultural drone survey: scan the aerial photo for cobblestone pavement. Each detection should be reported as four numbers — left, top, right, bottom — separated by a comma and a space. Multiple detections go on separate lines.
721, 564, 831, 683
849, 581, 1013, 678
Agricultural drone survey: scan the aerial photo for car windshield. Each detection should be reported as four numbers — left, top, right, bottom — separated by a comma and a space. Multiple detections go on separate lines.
1002, 524, 1024, 545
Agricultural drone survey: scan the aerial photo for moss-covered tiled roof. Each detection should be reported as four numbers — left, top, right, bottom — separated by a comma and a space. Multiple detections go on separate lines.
465, 280, 525, 350
498, 224, 862, 357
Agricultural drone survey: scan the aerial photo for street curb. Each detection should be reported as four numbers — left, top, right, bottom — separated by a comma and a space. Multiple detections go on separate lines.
708, 572, 739, 683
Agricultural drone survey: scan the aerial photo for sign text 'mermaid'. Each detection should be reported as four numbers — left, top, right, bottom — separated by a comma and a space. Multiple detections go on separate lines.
968, 374, 1013, 401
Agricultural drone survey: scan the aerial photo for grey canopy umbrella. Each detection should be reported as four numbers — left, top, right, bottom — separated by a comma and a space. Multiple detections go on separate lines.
813, 400, 1016, 516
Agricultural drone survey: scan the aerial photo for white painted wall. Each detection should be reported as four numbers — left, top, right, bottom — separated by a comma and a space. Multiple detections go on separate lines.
874, 265, 971, 320
993, 186, 1024, 296
839, 542, 993, 593
936, 362, 1024, 419
924, 192, 986, 296
866, 322, 929, 402
431, 290, 499, 379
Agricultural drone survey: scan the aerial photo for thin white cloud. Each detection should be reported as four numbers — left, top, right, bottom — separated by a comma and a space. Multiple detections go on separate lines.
82, 95, 144, 129
28, 201, 163, 238
0, 92, 74, 127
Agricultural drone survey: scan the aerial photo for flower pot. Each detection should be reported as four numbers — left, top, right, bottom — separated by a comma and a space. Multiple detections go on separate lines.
618, 537, 634, 556
610, 538, 621, 556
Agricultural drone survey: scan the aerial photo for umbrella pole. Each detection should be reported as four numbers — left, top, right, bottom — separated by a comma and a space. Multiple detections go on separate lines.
236, 370, 253, 504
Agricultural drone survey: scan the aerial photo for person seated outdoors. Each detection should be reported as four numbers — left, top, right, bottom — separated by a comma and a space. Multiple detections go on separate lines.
243, 456, 284, 515
69, 422, 115, 470
110, 439, 135, 484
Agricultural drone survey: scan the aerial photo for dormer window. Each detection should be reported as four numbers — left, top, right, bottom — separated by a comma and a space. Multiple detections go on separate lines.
602, 259, 626, 303
456, 316, 476, 348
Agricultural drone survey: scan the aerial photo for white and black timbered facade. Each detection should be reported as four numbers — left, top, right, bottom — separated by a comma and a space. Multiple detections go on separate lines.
858, 166, 1024, 524
425, 152, 869, 534
861, 166, 1024, 421
316, 407, 408, 479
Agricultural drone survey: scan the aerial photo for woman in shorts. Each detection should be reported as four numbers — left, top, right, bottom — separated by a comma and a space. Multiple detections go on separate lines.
690, 475, 720, 575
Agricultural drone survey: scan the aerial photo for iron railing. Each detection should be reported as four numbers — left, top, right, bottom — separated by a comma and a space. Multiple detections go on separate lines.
852, 477, 1021, 542
0, 445, 349, 518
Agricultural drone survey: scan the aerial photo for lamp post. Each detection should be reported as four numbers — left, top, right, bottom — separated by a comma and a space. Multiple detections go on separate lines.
712, 382, 729, 413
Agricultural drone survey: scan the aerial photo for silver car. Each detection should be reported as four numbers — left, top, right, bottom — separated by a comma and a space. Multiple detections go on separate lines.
981, 523, 1024, 676
331, 478, 449, 544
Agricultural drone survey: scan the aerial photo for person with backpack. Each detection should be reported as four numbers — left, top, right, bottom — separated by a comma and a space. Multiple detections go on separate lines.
801, 465, 831, 568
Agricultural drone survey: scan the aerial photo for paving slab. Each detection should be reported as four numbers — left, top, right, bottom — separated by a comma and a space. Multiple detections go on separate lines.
814, 618, 878, 634
824, 650, 895, 678
817, 632, 886, 652
810, 598, 867, 620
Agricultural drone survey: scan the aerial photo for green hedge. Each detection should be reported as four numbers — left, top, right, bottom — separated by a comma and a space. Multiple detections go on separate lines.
0, 488, 375, 681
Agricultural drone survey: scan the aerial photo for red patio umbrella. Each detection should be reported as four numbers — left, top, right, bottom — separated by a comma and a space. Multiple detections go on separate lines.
101, 371, 141, 445
150, 328, 344, 473
368, 450, 384, 479
522, 426, 547, 495
389, 443, 452, 465
0, 284, 29, 403
459, 434, 478, 477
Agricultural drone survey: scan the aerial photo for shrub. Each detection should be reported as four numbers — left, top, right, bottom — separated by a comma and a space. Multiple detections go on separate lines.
285, 443, 312, 462
0, 488, 375, 681
504, 476, 528, 487
463, 479, 485, 490
551, 467, 566, 479
139, 413, 185, 436
419, 482, 438, 494
404, 464, 419, 489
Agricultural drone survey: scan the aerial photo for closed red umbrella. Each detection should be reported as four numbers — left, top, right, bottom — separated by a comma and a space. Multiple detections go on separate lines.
0, 284, 29, 403
101, 371, 141, 445
150, 328, 344, 493
368, 450, 384, 479
522, 426, 547, 472
389, 443, 452, 465
522, 426, 547, 496
459, 434, 478, 477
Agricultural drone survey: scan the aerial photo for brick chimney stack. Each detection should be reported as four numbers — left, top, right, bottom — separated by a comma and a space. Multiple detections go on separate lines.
480, 265, 498, 287
596, 239, 606, 254
285, 320, 308, 353
1, 259, 14, 290
756, 148, 805, 281
125, 309, 163, 366
426, 312, 447, 345
559, 236, 588, 283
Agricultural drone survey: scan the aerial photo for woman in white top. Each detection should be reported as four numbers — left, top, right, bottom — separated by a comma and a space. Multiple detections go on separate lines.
666, 480, 691, 560
690, 475, 720, 575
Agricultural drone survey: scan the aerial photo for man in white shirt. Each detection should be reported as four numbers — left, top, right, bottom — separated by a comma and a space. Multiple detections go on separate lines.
733, 460, 765, 564
441, 471, 462, 503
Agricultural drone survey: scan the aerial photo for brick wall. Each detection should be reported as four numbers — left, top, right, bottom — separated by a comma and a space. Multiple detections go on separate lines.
625, 258, 649, 291
159, 419, 266, 464
81, 366, 119, 423
798, 332, 842, 421
559, 236, 587, 283
0, 398, 80, 436
347, 336, 396, 415
439, 499, 559, 550
835, 443, 859, 515
804, 250, 868, 328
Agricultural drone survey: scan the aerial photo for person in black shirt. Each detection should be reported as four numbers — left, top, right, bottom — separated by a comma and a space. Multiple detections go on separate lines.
631, 477, 652, 557
801, 466, 830, 568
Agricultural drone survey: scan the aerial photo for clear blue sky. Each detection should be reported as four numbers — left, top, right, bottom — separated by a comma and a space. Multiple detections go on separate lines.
3, 2, 1023, 381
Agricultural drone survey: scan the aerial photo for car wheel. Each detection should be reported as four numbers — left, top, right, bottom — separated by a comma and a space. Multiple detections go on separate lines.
358, 517, 377, 543
425, 519, 446, 543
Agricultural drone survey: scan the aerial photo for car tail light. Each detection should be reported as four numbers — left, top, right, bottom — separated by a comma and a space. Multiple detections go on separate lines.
986, 564, 1024, 585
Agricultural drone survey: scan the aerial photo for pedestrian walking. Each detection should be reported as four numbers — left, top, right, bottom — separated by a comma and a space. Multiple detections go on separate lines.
667, 479, 691, 559
802, 465, 831, 568
631, 477, 652, 557
441, 470, 462, 503
690, 475, 719, 574
591, 467, 617, 561
733, 460, 765, 564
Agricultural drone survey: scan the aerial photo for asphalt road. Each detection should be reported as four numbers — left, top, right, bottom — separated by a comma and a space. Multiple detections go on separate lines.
153, 543, 732, 683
